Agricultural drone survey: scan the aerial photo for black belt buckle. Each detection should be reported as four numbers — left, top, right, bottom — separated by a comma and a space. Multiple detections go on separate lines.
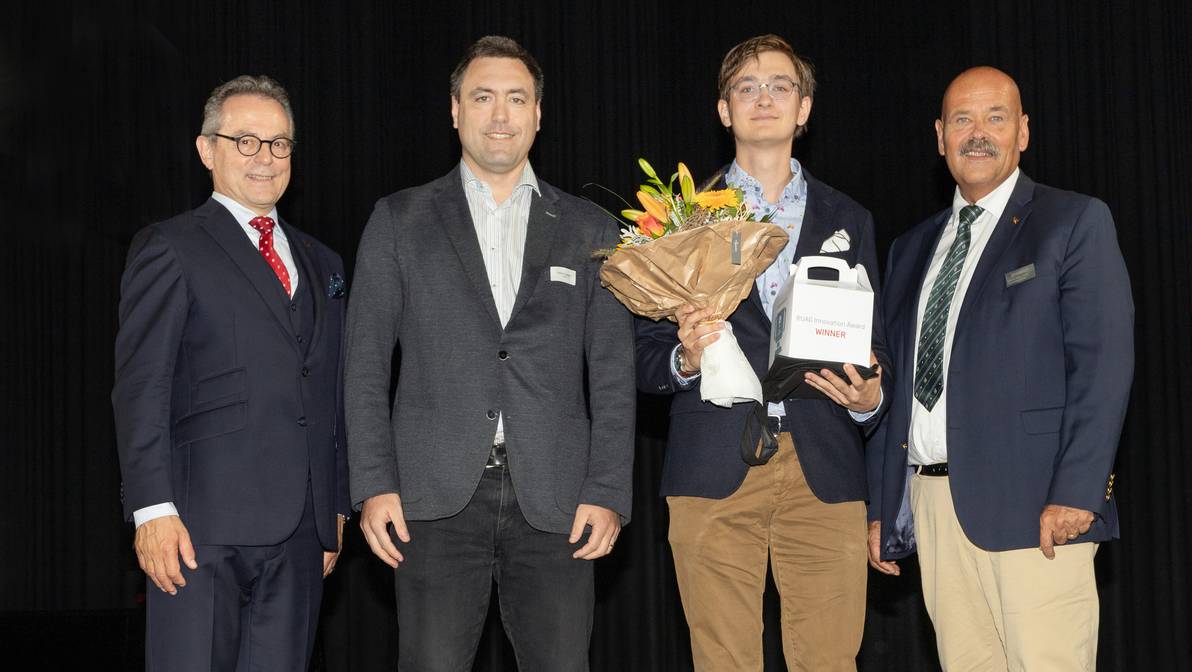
741, 403, 780, 467
485, 442, 507, 469
766, 415, 782, 435
915, 462, 949, 477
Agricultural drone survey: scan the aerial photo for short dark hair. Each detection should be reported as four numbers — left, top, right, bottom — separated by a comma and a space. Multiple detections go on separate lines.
200, 75, 294, 138
449, 35, 544, 101
718, 35, 816, 138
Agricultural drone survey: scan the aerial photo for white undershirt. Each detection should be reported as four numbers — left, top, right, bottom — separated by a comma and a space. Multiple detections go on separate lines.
907, 169, 1020, 465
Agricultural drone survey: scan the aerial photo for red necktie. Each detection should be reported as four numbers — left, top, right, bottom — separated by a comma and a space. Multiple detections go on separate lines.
248, 216, 292, 296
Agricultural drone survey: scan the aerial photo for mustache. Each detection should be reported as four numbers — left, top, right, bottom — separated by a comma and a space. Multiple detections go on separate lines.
960, 137, 999, 156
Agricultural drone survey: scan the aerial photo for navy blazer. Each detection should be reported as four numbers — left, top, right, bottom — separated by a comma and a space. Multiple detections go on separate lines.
869, 174, 1134, 557
635, 169, 891, 502
112, 198, 350, 550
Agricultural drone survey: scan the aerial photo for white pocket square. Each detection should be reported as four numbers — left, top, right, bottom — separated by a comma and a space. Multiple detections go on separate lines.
819, 229, 851, 253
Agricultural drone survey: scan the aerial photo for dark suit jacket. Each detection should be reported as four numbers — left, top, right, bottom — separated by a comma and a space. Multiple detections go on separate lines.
636, 169, 891, 502
112, 198, 350, 550
344, 167, 635, 534
869, 173, 1134, 557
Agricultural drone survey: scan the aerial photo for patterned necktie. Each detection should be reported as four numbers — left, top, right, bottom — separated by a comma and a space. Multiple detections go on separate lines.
913, 205, 983, 411
248, 216, 292, 296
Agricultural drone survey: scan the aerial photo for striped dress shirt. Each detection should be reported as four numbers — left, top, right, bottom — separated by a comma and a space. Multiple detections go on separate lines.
460, 160, 541, 444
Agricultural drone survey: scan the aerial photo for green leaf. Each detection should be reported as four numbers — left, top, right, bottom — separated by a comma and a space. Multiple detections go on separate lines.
639, 184, 663, 199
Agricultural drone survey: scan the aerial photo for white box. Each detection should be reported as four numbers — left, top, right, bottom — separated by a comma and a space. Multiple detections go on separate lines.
768, 256, 873, 367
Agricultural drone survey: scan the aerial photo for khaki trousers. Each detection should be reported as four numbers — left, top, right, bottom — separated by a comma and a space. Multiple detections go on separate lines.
911, 474, 1099, 672
667, 434, 867, 672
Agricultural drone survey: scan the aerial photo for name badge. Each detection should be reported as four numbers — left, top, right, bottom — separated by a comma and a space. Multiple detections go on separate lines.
1004, 263, 1036, 287
550, 266, 576, 286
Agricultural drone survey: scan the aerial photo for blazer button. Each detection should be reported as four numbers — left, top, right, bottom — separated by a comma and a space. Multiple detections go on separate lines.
486, 409, 498, 420
301, 366, 310, 377
900, 442, 908, 450
290, 304, 298, 312
498, 350, 509, 360
298, 416, 308, 427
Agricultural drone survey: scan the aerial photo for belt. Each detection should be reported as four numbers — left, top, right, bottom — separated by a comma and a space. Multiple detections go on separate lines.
485, 442, 508, 469
914, 462, 949, 477
741, 404, 782, 467
766, 415, 784, 435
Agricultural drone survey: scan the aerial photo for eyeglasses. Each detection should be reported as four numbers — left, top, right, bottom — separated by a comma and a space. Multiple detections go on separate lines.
730, 77, 800, 103
212, 133, 296, 159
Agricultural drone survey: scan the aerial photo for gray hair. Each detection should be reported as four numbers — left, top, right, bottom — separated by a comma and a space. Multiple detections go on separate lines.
199, 75, 295, 138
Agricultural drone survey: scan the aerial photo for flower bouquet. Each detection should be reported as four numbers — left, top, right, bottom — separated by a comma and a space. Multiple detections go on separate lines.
595, 159, 788, 407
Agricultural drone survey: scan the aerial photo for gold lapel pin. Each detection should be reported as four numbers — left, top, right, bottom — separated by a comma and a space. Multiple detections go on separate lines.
1011, 215, 1020, 225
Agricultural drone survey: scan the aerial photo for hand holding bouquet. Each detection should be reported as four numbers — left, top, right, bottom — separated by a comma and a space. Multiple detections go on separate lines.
595, 159, 788, 406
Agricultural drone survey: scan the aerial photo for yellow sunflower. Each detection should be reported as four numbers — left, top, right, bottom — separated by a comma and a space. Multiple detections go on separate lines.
691, 188, 741, 210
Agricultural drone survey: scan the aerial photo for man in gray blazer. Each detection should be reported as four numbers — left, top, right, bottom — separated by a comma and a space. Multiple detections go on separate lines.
344, 36, 635, 671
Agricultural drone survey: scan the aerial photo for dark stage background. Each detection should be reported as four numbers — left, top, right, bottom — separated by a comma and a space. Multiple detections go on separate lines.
3, 1, 1190, 669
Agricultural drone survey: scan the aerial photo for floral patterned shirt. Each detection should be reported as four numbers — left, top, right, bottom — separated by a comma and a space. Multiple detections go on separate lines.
725, 158, 808, 319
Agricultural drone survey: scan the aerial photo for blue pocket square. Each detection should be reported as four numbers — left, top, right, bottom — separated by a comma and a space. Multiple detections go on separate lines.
327, 273, 346, 299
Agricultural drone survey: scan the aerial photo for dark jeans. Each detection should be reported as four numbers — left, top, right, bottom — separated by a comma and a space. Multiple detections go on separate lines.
393, 465, 594, 672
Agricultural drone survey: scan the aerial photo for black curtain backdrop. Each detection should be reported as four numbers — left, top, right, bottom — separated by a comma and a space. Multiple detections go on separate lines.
3, 1, 1190, 669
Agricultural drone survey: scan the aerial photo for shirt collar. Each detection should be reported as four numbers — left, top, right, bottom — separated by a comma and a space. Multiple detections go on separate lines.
725, 158, 807, 207
211, 192, 283, 237
950, 168, 1020, 225
460, 161, 541, 198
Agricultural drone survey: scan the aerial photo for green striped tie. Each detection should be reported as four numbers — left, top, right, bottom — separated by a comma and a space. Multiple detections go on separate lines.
913, 205, 983, 411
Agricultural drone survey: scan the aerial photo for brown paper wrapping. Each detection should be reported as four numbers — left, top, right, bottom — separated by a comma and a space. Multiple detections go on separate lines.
599, 220, 789, 321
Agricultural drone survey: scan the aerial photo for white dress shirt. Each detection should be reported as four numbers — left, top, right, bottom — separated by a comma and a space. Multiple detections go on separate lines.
907, 169, 1020, 466
132, 193, 299, 527
460, 161, 540, 445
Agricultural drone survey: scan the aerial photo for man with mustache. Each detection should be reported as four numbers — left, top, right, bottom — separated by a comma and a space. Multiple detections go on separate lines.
635, 35, 889, 671
345, 36, 634, 670
868, 66, 1133, 670
112, 75, 349, 670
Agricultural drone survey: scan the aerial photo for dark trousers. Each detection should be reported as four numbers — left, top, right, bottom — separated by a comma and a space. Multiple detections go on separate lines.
394, 465, 594, 672
145, 489, 324, 672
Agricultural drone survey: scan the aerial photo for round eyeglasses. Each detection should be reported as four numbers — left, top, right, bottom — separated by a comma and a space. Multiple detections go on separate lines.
730, 77, 800, 103
212, 133, 296, 159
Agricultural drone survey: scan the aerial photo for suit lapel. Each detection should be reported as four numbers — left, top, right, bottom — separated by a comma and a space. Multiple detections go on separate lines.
895, 209, 950, 400
197, 199, 301, 353
955, 173, 1036, 330
284, 220, 325, 356
438, 170, 503, 328
793, 176, 837, 261
508, 185, 560, 326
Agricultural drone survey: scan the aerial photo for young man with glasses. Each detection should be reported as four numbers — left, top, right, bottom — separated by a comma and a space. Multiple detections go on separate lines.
112, 75, 350, 671
635, 35, 890, 671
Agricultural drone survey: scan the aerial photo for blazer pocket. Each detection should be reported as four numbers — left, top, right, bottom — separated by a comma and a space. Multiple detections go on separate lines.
1020, 407, 1063, 435
174, 400, 248, 446
192, 367, 246, 407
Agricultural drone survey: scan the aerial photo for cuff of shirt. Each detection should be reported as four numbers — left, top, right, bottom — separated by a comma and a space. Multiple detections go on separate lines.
848, 388, 884, 423
669, 344, 701, 389
133, 502, 179, 528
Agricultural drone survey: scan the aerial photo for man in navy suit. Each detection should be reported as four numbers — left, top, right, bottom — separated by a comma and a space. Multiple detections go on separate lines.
636, 35, 889, 671
867, 66, 1133, 670
112, 75, 349, 671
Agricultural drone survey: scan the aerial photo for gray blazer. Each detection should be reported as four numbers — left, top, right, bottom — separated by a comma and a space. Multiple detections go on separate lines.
345, 166, 636, 534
